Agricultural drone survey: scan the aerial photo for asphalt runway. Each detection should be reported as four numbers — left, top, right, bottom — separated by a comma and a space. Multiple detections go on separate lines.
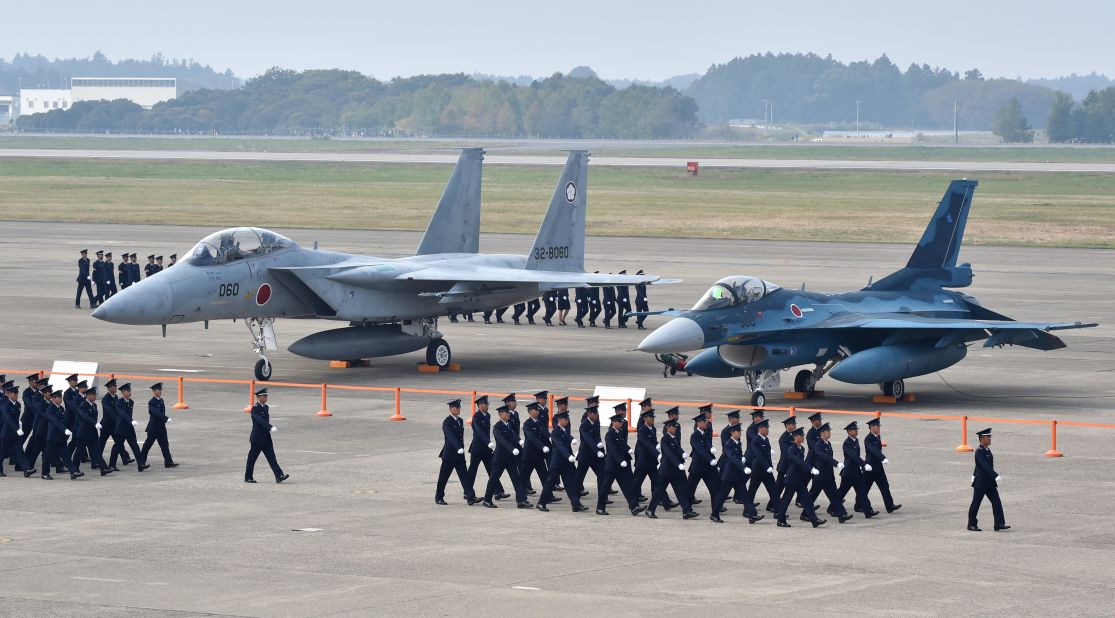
1, 222, 1113, 616
3, 147, 1115, 173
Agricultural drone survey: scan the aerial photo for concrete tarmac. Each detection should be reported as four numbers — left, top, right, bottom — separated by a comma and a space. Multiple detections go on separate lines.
1, 222, 1113, 616
3, 147, 1115, 173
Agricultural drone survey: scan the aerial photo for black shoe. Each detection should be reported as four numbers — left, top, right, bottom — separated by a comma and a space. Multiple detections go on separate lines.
718, 507, 727, 513
110, 467, 120, 472
572, 505, 589, 512
839, 514, 853, 523
496, 319, 505, 324
276, 474, 289, 483
609, 489, 619, 495
645, 510, 658, 519
994, 525, 1011, 531
733, 498, 747, 504
812, 518, 827, 528
122, 458, 134, 465
435, 498, 448, 505
589, 322, 597, 327
710, 514, 724, 523
637, 496, 648, 503
71, 472, 84, 480
544, 320, 553, 327
631, 506, 646, 516
618, 324, 627, 329
513, 320, 521, 325
604, 325, 611, 329
683, 511, 699, 520
637, 325, 647, 330
483, 501, 497, 508
663, 501, 678, 511
826, 507, 836, 516
854, 506, 864, 513
56, 466, 66, 474
41, 474, 53, 480
467, 497, 482, 506
525, 489, 536, 495
550, 496, 562, 503
91, 464, 101, 470
967, 524, 981, 532
484, 320, 492, 325
100, 467, 113, 476
166, 462, 180, 468
139, 463, 151, 471
517, 501, 532, 509
748, 515, 764, 524
776, 519, 791, 528
596, 509, 609, 515
800, 514, 811, 522
605, 499, 614, 505
245, 478, 257, 483
691, 499, 703, 505
496, 493, 510, 500
865, 510, 879, 518
579, 490, 589, 497
887, 504, 902, 513
554, 485, 564, 491
765, 505, 775, 513
576, 322, 584, 328
24, 469, 37, 478
536, 503, 549, 512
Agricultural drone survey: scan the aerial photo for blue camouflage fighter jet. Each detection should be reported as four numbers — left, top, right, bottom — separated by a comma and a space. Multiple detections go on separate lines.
636, 179, 1098, 407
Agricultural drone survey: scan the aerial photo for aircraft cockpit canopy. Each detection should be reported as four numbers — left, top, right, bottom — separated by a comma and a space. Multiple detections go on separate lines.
186, 227, 295, 266
690, 276, 780, 311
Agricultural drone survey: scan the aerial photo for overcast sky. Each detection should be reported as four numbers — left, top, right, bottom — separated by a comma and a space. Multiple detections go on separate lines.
5, 0, 1112, 81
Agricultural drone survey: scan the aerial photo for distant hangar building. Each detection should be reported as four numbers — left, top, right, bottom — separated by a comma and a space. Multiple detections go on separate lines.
16, 77, 177, 117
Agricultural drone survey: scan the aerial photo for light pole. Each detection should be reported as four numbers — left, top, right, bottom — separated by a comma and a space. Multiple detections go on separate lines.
856, 100, 861, 134
761, 99, 769, 130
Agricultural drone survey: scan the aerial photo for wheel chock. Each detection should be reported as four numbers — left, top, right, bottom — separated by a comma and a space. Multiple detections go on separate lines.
448, 363, 462, 372
783, 390, 825, 400
872, 393, 916, 404
330, 360, 370, 368
417, 364, 441, 373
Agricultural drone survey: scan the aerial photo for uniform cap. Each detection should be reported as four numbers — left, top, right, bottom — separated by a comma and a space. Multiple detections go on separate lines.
867, 418, 881, 427
4, 385, 18, 394
726, 410, 740, 419
553, 411, 570, 421
750, 409, 765, 418
37, 378, 50, 386
156, 255, 163, 260
76, 380, 88, 388
585, 406, 599, 414
496, 405, 509, 414
40, 384, 52, 392
613, 402, 627, 413
782, 416, 797, 426
636, 269, 644, 275
150, 382, 163, 391
66, 374, 79, 382
819, 422, 831, 432
976, 427, 992, 437
665, 406, 680, 416
26, 373, 40, 381
554, 396, 568, 405
663, 419, 680, 428
619, 270, 627, 274
526, 402, 540, 412
85, 386, 98, 396
609, 413, 626, 422
808, 412, 823, 422
52, 390, 64, 398
80, 249, 88, 254
254, 387, 268, 396
790, 427, 804, 436
639, 397, 652, 407
96, 250, 104, 255
844, 421, 858, 431
692, 413, 708, 422
698, 403, 713, 413
105, 252, 112, 257
147, 254, 155, 260
533, 390, 548, 399
474, 395, 488, 404
119, 383, 131, 391
104, 379, 117, 388
502, 393, 516, 403
446, 399, 461, 408
586, 396, 600, 406
755, 419, 769, 428
640, 409, 656, 418
730, 424, 742, 433
169, 254, 177, 259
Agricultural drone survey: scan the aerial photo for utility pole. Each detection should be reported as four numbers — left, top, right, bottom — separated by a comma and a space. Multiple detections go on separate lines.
761, 99, 769, 131
953, 100, 959, 144
856, 100, 861, 133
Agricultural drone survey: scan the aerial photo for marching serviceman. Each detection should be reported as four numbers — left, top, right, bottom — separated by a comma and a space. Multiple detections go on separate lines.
75, 249, 95, 308
128, 254, 140, 284
616, 271, 631, 328
634, 270, 649, 330
775, 427, 825, 528
521, 403, 553, 496
21, 374, 40, 444
118, 253, 132, 289
74, 387, 113, 476
494, 305, 508, 323
41, 391, 81, 480
98, 379, 133, 467
595, 412, 647, 516
145, 254, 158, 278
140, 383, 179, 469
806, 413, 824, 449
711, 425, 762, 524
574, 287, 588, 327
746, 418, 780, 513
466, 395, 507, 500
557, 288, 571, 325
109, 384, 148, 471
836, 422, 877, 517
0, 384, 36, 477
245, 388, 289, 483
511, 302, 527, 325
481, 406, 529, 508
864, 418, 901, 513
525, 296, 540, 325
92, 250, 107, 306
482, 309, 494, 324
502, 393, 528, 492
968, 428, 1010, 532
645, 419, 698, 519
632, 408, 662, 503
534, 391, 550, 429
686, 411, 720, 508
435, 399, 480, 505
719, 410, 747, 503
806, 423, 853, 523
574, 405, 604, 498
542, 290, 558, 326
105, 252, 118, 298
168, 253, 177, 267
775, 415, 796, 494
24, 383, 52, 473
536, 410, 589, 512
602, 283, 617, 328
155, 255, 165, 272
587, 280, 602, 326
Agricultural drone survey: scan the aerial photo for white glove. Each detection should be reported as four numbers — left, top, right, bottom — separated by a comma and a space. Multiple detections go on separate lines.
744, 467, 752, 475
597, 451, 604, 459
596, 442, 603, 449
971, 475, 975, 482
682, 452, 690, 460
568, 455, 576, 463
655, 444, 661, 452
542, 446, 550, 453
518, 439, 524, 447
512, 448, 520, 456
766, 467, 773, 473
882, 458, 889, 465
270, 426, 278, 433
810, 467, 820, 476
65, 429, 72, 437
678, 464, 685, 470
710, 447, 717, 455
771, 448, 776, 457
571, 439, 579, 447
620, 461, 627, 468
131, 421, 137, 426
167, 418, 172, 423
17, 429, 25, 437
487, 441, 494, 450
628, 448, 634, 455
455, 448, 464, 455
711, 458, 718, 465
95, 423, 101, 430
838, 462, 845, 471
864, 464, 873, 472
995, 475, 1002, 482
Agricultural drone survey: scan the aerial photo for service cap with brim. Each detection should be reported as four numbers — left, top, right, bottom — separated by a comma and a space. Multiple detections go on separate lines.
639, 397, 652, 407
496, 405, 509, 414
534, 391, 548, 399
586, 395, 600, 405
585, 406, 599, 414
447, 399, 461, 408
976, 427, 992, 437
85, 387, 98, 396
169, 254, 177, 259
553, 411, 570, 422
609, 413, 626, 422
26, 373, 39, 381
726, 410, 740, 419
502, 393, 516, 403
751, 410, 765, 418
692, 413, 708, 422
4, 385, 19, 394
36, 378, 50, 386
475, 395, 488, 404
526, 402, 540, 411
148, 254, 155, 260
119, 383, 131, 391
554, 396, 568, 405
76, 380, 88, 388
665, 406, 679, 416
150, 382, 163, 391
819, 422, 831, 432
698, 403, 713, 413
640, 409, 656, 418
663, 420, 680, 428
808, 412, 822, 422
40, 384, 52, 392
66, 374, 79, 382
96, 250, 104, 255
755, 419, 769, 428
104, 379, 117, 388
105, 252, 112, 257
782, 416, 797, 426
867, 418, 881, 427
790, 427, 804, 436
156, 255, 163, 260
52, 390, 64, 398
844, 421, 858, 431
80, 249, 88, 254
613, 403, 627, 413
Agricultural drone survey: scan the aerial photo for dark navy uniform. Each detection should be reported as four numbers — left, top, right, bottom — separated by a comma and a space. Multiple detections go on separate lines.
595, 415, 644, 514
574, 408, 605, 495
646, 424, 695, 517
245, 390, 287, 482
92, 253, 108, 305
109, 386, 146, 471
557, 289, 571, 324
482, 416, 527, 505
21, 376, 40, 441
864, 421, 899, 512
836, 423, 875, 515
573, 287, 588, 327
511, 302, 527, 325
494, 305, 508, 323
465, 399, 505, 497
140, 385, 176, 467
616, 272, 631, 328
521, 412, 551, 491
634, 271, 649, 329
24, 386, 53, 471
118, 258, 132, 289
775, 432, 823, 526
435, 401, 476, 504
145, 255, 158, 278
75, 250, 95, 307
968, 428, 1007, 531
542, 291, 557, 325
632, 413, 661, 498
98, 383, 127, 465
746, 423, 779, 511
712, 433, 759, 521
525, 297, 540, 324
73, 390, 111, 474
686, 418, 720, 506
41, 394, 79, 478
806, 425, 849, 519
104, 254, 118, 297
0, 389, 34, 475
587, 284, 602, 326
602, 285, 617, 328
774, 420, 795, 493
129, 254, 142, 283
537, 416, 584, 510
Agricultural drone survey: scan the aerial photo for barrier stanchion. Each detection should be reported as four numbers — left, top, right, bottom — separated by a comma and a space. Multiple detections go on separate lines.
389, 386, 406, 421
1044, 420, 1063, 458
173, 376, 189, 410
955, 415, 973, 452
466, 389, 476, 425
876, 411, 886, 447
244, 380, 255, 413
316, 383, 332, 417
548, 393, 555, 429
626, 398, 634, 433
789, 406, 796, 418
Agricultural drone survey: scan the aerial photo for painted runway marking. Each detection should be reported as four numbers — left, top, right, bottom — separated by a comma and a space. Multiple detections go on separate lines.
157, 368, 205, 373
71, 576, 125, 583
512, 586, 541, 591
295, 450, 338, 455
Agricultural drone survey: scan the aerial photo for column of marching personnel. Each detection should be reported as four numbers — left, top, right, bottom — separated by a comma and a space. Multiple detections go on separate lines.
74, 249, 175, 309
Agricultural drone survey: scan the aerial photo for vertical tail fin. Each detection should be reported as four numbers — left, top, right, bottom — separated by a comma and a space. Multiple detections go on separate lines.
866, 179, 978, 291
416, 148, 484, 255
525, 150, 588, 272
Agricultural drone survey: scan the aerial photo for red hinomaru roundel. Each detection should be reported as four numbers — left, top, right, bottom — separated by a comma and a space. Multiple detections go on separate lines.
256, 283, 272, 306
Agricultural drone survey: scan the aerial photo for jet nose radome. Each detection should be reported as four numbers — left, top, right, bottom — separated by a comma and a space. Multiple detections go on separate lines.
637, 317, 705, 353
91, 278, 174, 325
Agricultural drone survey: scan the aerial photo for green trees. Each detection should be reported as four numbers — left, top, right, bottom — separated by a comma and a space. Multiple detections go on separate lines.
992, 98, 1034, 142
1045, 87, 1115, 143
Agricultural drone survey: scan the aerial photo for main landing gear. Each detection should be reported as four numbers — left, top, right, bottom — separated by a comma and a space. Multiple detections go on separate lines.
246, 317, 278, 381
744, 370, 781, 411
881, 379, 906, 399
426, 337, 452, 370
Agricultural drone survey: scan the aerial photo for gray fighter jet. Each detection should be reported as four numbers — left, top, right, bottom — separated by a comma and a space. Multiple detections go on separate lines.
636, 179, 1098, 406
93, 149, 669, 380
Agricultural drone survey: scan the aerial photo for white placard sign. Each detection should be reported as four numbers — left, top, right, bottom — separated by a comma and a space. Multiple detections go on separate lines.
48, 360, 100, 392
592, 385, 646, 426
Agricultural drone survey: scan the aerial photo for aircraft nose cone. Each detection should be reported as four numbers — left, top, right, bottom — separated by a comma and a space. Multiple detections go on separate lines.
91, 278, 173, 325
637, 317, 705, 353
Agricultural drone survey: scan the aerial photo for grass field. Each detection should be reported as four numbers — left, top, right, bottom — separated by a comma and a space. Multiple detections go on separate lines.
4, 134, 1115, 163
0, 158, 1112, 248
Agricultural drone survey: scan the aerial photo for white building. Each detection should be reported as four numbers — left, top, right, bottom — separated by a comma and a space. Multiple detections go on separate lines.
17, 77, 177, 117
18, 88, 72, 115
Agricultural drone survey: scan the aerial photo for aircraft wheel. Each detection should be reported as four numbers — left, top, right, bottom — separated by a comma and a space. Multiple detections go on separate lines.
686, 371, 693, 376
884, 379, 905, 399
750, 391, 766, 410
669, 367, 677, 376
793, 369, 815, 393
426, 338, 452, 369
254, 358, 272, 382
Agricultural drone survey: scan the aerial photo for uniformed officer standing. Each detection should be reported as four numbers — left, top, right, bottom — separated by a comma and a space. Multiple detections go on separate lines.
73, 387, 113, 476
746, 419, 780, 512
167, 253, 177, 268
602, 284, 617, 328
574, 405, 605, 497
75, 249, 95, 308
502, 393, 527, 492
632, 409, 661, 502
775, 427, 825, 528
534, 391, 550, 430
634, 270, 650, 330
968, 428, 1010, 532
536, 411, 589, 512
616, 271, 631, 328
587, 280, 602, 327
573, 287, 588, 327
140, 383, 179, 469
0, 384, 36, 477
20, 374, 40, 448
41, 391, 81, 480
595, 413, 647, 516
245, 388, 289, 483
806, 423, 853, 523
481, 406, 529, 508
435, 399, 480, 505
145, 254, 158, 278
686, 412, 720, 508
465, 395, 507, 500
129, 254, 142, 283
645, 419, 698, 519
557, 288, 571, 325
864, 418, 901, 513
118, 254, 133, 289
521, 403, 553, 495
154, 255, 165, 272
104, 252, 118, 298
24, 382, 53, 472
836, 422, 877, 517
92, 250, 108, 306
542, 290, 558, 326
98, 379, 134, 467
109, 384, 149, 471
711, 425, 762, 524
65, 379, 91, 464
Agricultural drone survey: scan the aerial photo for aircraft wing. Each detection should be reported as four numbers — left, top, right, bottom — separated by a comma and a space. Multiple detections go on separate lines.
394, 267, 678, 288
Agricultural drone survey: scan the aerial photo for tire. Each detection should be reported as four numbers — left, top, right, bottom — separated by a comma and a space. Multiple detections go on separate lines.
794, 369, 814, 393
254, 358, 272, 382
889, 379, 905, 399
686, 371, 693, 376
750, 391, 766, 410
669, 367, 677, 376
426, 338, 452, 369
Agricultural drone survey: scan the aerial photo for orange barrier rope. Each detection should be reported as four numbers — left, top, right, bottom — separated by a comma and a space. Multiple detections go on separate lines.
243, 379, 254, 413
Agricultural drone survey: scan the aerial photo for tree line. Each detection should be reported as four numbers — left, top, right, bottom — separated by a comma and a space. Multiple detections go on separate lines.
1046, 88, 1115, 142
0, 51, 239, 95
